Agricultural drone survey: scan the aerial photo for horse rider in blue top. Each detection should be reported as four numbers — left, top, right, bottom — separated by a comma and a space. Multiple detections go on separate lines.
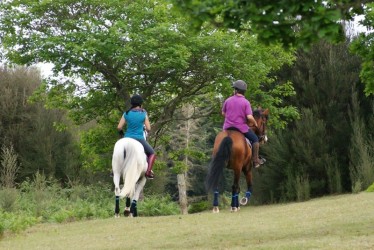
117, 94, 156, 179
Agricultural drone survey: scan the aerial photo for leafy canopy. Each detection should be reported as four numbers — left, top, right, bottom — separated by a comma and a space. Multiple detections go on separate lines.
172, 0, 367, 48
0, 0, 298, 170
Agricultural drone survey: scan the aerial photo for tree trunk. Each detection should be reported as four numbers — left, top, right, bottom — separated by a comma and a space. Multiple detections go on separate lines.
177, 173, 188, 214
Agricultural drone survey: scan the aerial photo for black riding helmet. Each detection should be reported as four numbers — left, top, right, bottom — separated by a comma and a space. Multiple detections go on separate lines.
130, 94, 143, 106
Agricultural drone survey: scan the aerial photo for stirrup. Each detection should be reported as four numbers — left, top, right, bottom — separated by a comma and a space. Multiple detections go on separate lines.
259, 156, 266, 165
253, 162, 261, 168
145, 170, 154, 179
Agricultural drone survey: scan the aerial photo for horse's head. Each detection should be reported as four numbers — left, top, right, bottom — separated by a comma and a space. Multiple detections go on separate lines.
250, 108, 269, 144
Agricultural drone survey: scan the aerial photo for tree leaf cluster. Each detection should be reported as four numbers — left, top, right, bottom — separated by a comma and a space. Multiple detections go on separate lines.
172, 0, 367, 48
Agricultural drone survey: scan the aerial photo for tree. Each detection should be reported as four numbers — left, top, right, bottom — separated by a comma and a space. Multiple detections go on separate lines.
172, 1, 374, 95
0, 66, 82, 183
254, 39, 372, 203
350, 3, 374, 95
0, 0, 297, 171
172, 0, 367, 47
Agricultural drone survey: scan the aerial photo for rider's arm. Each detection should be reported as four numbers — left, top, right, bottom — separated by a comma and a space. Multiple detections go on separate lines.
144, 115, 151, 132
117, 116, 126, 131
117, 116, 126, 138
247, 114, 257, 127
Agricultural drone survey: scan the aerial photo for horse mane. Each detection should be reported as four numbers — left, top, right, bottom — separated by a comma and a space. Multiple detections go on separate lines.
253, 109, 262, 119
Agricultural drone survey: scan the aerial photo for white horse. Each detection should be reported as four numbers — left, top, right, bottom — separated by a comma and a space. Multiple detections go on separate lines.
112, 137, 148, 217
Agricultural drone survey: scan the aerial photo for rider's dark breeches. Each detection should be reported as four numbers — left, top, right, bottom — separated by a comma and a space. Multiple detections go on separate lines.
243, 130, 259, 144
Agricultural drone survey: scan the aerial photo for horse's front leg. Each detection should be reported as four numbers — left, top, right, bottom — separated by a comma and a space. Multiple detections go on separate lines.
240, 167, 253, 206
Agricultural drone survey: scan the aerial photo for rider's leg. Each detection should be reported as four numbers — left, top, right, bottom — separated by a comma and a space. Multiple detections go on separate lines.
146, 154, 156, 179
243, 130, 264, 168
138, 139, 156, 179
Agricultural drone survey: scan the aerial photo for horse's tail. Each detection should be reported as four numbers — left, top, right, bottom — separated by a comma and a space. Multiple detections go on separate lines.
205, 136, 232, 192
117, 139, 146, 198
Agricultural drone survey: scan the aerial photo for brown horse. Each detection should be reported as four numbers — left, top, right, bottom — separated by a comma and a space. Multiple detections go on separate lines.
205, 108, 269, 213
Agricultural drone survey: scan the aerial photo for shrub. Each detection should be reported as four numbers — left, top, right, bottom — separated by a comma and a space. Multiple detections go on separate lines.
188, 201, 209, 213
139, 195, 180, 216
366, 183, 374, 192
0, 188, 18, 212
352, 180, 362, 194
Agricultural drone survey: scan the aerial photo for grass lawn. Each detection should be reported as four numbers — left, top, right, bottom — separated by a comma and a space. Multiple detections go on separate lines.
1, 192, 373, 249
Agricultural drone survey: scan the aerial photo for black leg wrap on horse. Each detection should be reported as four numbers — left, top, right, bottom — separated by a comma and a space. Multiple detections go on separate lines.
130, 200, 137, 217
115, 196, 120, 214
213, 190, 219, 206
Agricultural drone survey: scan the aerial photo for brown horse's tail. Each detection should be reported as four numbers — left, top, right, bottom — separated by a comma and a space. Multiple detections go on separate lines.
205, 136, 232, 192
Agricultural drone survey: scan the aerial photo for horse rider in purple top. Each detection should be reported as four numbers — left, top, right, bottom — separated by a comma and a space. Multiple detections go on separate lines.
222, 80, 265, 168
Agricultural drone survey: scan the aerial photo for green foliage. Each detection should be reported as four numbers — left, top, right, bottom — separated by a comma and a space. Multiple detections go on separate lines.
0, 144, 20, 188
349, 91, 374, 192
0, 211, 39, 234
352, 180, 363, 194
366, 183, 374, 192
172, 0, 363, 48
188, 200, 209, 214
0, 188, 18, 212
0, 67, 83, 183
0, 172, 184, 235
139, 195, 180, 216
350, 3, 374, 96
0, 1, 297, 174
295, 175, 310, 202
254, 39, 369, 203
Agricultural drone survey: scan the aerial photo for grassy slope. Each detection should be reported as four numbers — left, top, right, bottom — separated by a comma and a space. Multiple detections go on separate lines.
1, 192, 373, 250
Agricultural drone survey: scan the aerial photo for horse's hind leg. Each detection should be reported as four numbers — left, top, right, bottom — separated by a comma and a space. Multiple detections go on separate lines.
115, 196, 120, 218
113, 172, 121, 218
231, 171, 241, 212
128, 177, 146, 217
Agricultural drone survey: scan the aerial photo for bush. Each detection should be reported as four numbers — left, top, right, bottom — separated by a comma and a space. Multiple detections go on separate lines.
366, 183, 374, 192
0, 188, 18, 212
139, 195, 180, 216
188, 201, 209, 213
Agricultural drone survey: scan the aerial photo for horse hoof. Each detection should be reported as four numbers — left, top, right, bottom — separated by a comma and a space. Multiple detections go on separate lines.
212, 207, 220, 213
114, 214, 120, 218
124, 208, 131, 217
230, 207, 238, 212
240, 197, 248, 206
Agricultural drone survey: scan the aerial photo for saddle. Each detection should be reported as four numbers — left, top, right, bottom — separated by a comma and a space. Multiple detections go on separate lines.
226, 127, 252, 148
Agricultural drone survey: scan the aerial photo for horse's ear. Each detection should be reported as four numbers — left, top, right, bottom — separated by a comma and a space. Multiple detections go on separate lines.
263, 109, 269, 115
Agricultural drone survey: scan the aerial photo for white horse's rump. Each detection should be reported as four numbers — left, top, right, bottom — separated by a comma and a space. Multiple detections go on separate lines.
112, 138, 147, 200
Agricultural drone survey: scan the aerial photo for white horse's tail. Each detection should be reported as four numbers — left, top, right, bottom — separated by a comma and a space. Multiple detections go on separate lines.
112, 138, 147, 198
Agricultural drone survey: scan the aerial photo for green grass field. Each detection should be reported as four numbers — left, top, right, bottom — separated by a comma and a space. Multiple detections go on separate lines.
1, 192, 373, 250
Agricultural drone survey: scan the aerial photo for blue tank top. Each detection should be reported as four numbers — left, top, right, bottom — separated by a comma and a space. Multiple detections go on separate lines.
124, 109, 147, 140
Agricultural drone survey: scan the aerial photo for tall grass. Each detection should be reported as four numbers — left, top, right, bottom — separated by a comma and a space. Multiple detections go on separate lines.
0, 173, 181, 236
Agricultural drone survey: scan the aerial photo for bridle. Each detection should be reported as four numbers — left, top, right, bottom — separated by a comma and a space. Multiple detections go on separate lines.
250, 110, 268, 143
